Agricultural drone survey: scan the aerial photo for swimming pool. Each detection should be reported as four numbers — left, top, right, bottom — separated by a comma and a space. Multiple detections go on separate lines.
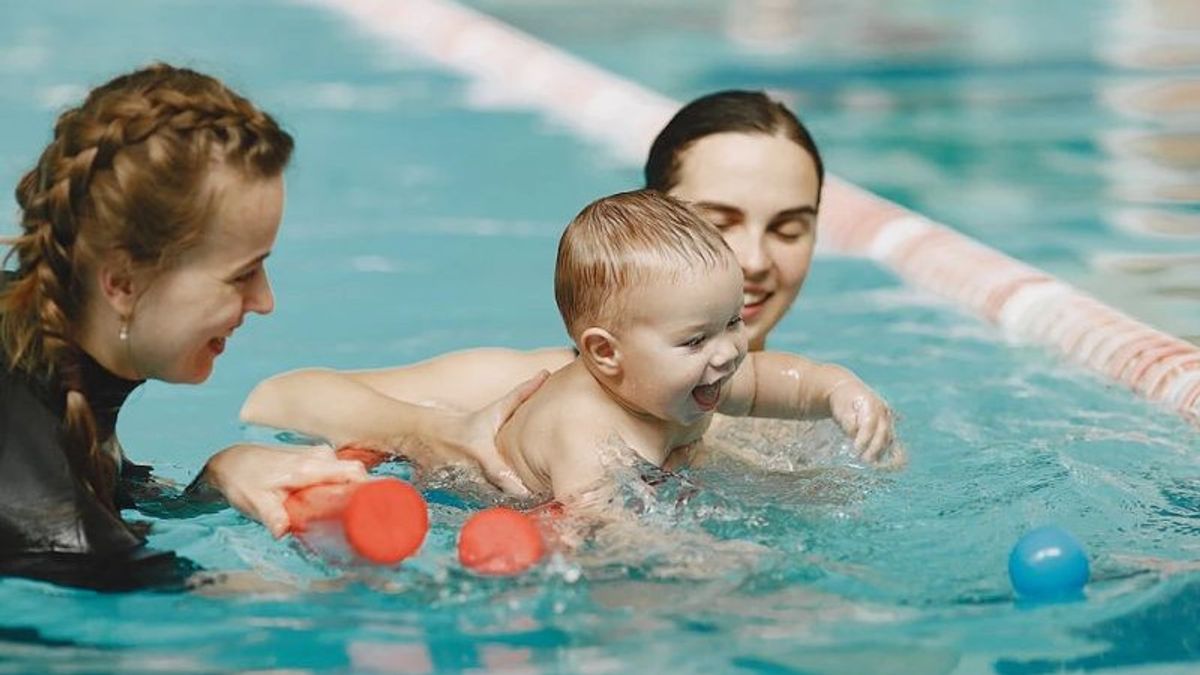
2, 0, 1199, 672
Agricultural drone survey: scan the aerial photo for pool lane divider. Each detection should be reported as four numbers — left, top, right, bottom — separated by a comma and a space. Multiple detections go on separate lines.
313, 0, 1200, 423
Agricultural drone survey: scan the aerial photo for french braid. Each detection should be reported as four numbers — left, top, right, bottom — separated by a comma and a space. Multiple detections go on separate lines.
1, 63, 293, 509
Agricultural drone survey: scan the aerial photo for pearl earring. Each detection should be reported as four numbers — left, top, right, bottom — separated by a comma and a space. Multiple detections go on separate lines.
119, 320, 129, 342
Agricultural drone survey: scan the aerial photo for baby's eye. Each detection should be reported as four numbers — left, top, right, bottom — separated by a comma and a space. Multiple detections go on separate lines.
727, 316, 744, 330
682, 334, 707, 349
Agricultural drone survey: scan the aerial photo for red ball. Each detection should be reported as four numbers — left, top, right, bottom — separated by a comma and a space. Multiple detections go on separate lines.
458, 507, 545, 576
341, 478, 429, 565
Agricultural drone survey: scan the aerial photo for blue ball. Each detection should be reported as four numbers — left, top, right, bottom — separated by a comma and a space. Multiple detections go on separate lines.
1008, 525, 1090, 600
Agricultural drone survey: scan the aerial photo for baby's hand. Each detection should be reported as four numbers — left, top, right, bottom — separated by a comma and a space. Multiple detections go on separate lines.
828, 378, 898, 466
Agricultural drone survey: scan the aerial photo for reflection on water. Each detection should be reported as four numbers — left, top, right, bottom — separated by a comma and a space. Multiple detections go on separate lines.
995, 576, 1200, 673
601, 0, 1200, 340
1110, 207, 1200, 238
1103, 79, 1200, 119
1092, 0, 1200, 341
1104, 131, 1200, 171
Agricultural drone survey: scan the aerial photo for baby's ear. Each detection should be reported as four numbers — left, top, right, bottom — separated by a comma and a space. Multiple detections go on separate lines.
579, 327, 621, 376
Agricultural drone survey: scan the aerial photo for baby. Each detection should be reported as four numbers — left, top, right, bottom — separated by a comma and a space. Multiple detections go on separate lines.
497, 190, 894, 509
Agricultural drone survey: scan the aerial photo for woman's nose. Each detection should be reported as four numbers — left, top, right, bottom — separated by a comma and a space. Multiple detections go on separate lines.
245, 272, 275, 315
726, 228, 770, 279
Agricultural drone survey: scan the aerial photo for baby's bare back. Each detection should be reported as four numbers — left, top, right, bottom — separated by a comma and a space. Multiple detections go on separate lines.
496, 364, 623, 500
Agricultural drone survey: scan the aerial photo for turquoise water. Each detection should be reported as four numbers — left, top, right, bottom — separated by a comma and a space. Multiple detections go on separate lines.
1, 1, 1199, 673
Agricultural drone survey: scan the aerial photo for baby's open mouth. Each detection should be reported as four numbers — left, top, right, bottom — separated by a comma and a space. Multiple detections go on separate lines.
692, 380, 723, 411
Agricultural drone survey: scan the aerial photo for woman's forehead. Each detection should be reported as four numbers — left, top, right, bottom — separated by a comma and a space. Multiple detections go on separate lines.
181, 173, 284, 267
674, 132, 819, 205
682, 132, 813, 171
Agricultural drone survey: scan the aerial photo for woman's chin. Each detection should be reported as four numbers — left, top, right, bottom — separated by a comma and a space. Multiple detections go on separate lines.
746, 325, 770, 351
191, 363, 215, 384
745, 308, 785, 350
169, 360, 215, 385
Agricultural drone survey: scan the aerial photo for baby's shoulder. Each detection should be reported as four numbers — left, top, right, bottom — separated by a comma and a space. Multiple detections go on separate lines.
507, 384, 611, 454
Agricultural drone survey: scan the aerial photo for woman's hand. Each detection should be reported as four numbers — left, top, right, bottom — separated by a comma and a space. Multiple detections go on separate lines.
827, 378, 902, 467
199, 444, 369, 537
413, 370, 549, 496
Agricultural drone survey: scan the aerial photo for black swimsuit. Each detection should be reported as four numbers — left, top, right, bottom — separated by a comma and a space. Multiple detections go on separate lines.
0, 345, 200, 591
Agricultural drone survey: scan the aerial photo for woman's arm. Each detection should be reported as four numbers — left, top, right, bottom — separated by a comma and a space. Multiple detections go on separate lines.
241, 347, 574, 435
112, 443, 369, 538
239, 347, 572, 494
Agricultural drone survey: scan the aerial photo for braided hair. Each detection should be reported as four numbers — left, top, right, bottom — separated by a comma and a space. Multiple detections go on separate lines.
0, 63, 293, 509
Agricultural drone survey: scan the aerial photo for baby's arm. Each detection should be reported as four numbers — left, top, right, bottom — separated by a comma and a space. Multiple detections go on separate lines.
542, 434, 619, 513
719, 352, 899, 465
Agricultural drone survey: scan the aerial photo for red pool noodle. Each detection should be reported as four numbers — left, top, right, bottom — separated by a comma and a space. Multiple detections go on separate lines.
284, 445, 428, 565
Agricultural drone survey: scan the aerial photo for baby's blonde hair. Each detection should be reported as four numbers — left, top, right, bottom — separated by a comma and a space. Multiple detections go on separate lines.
555, 189, 735, 338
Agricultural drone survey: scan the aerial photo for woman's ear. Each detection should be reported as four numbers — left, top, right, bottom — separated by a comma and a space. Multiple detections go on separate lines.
94, 251, 139, 318
579, 327, 622, 377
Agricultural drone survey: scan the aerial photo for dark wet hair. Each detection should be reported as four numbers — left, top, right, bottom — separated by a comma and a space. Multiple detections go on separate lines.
644, 90, 824, 199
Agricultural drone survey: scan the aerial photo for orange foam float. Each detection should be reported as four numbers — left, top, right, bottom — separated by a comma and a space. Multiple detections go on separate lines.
458, 506, 547, 576
284, 445, 428, 565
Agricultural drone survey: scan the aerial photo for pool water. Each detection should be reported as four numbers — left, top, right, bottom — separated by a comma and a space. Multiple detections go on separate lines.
472, 0, 1200, 342
2, 1, 1199, 672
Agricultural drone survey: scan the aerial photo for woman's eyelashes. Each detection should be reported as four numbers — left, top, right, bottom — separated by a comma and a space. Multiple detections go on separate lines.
699, 208, 811, 241
697, 205, 741, 229
230, 264, 261, 284
769, 217, 812, 241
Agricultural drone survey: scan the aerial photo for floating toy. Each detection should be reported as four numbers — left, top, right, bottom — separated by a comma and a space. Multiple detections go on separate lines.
1008, 525, 1089, 600
458, 506, 546, 575
285, 477, 429, 565
289, 445, 549, 572
334, 444, 389, 469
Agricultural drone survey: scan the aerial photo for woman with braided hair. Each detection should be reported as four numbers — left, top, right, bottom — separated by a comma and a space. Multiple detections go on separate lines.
0, 63, 540, 590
